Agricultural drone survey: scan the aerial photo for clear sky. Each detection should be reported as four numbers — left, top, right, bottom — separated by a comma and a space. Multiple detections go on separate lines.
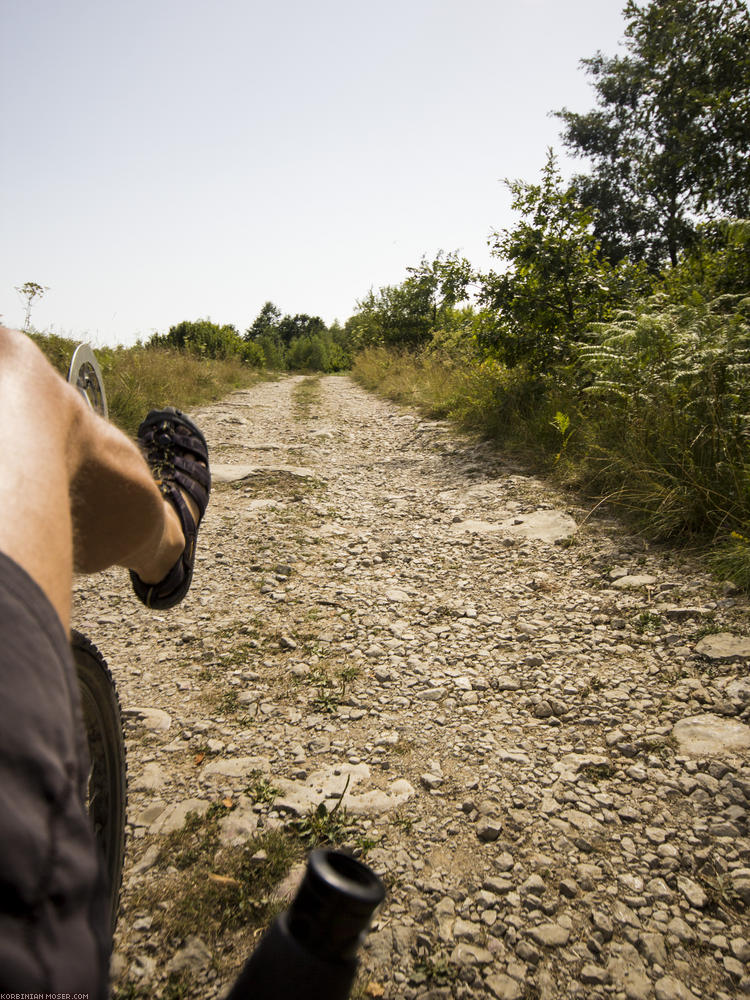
1, 0, 628, 346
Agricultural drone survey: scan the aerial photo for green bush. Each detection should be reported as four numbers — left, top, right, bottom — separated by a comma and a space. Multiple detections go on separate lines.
240, 339, 266, 368
256, 334, 286, 370
149, 319, 244, 360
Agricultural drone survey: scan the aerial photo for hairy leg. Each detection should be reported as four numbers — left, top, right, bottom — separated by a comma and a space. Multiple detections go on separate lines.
0, 327, 192, 630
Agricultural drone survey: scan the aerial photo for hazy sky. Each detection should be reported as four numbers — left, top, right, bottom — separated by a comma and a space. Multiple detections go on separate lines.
2, 0, 628, 346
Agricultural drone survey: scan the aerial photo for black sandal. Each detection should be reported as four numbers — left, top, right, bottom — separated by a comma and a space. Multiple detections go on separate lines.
129, 407, 211, 610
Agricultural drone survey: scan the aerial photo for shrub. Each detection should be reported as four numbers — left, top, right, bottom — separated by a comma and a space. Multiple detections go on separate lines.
578, 291, 750, 539
148, 319, 244, 360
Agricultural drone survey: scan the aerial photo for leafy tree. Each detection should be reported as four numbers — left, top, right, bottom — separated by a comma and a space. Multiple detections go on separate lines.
287, 334, 331, 372
256, 334, 286, 370
480, 151, 622, 371
245, 301, 281, 341
661, 220, 750, 301
351, 252, 473, 347
557, 0, 750, 268
276, 313, 327, 347
240, 339, 266, 367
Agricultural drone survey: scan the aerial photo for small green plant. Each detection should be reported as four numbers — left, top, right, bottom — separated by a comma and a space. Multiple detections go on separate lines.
645, 735, 678, 761
580, 762, 616, 781
636, 611, 663, 633
294, 776, 353, 846
162, 977, 193, 1000
410, 952, 458, 987
351, 831, 381, 858
312, 683, 340, 714
339, 663, 360, 685
158, 802, 233, 871
112, 986, 150, 1000
246, 772, 278, 805
699, 864, 741, 916
217, 689, 239, 715
550, 411, 574, 463
389, 738, 415, 757
308, 662, 359, 713
692, 617, 720, 641
391, 811, 414, 832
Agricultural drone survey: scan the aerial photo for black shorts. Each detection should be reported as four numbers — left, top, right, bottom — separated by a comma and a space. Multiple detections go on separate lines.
0, 551, 109, 996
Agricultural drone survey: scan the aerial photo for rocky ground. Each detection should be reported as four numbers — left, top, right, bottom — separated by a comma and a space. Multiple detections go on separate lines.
73, 374, 750, 1000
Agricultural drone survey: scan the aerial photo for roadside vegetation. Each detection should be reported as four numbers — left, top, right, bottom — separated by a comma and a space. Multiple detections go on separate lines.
22, 0, 749, 589
28, 331, 267, 438
349, 0, 750, 591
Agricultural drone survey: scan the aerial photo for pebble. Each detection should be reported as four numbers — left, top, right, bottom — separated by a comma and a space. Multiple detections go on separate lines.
74, 376, 750, 1000
484, 973, 524, 1000
528, 923, 570, 948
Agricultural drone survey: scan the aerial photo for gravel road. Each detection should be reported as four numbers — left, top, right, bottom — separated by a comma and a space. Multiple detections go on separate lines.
73, 374, 750, 1000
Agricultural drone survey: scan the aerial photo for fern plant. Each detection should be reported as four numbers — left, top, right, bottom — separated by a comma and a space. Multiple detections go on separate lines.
576, 291, 750, 543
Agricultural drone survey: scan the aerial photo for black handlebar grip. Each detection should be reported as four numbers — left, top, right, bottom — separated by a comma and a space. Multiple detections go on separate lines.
226, 849, 386, 1000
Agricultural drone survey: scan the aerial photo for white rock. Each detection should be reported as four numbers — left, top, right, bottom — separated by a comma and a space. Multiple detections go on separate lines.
166, 935, 212, 974
695, 633, 750, 661
672, 714, 750, 756
201, 756, 271, 779
611, 575, 657, 590
149, 798, 210, 835
126, 707, 172, 732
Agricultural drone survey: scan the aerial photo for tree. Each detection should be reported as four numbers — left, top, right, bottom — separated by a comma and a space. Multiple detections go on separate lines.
480, 151, 619, 371
351, 251, 473, 347
276, 313, 327, 347
245, 301, 281, 341
556, 0, 750, 268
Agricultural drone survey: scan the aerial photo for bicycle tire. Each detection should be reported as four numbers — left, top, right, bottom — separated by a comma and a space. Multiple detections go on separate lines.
72, 630, 127, 933
68, 343, 108, 420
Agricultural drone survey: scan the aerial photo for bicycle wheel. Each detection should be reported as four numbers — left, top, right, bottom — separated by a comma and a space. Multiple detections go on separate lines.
68, 343, 108, 419
72, 630, 127, 933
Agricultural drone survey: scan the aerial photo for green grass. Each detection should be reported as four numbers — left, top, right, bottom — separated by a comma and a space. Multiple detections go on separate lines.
710, 533, 750, 593
291, 374, 322, 420
123, 788, 376, 990
129, 806, 303, 986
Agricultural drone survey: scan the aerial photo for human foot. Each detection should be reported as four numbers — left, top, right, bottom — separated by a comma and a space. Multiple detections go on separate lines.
129, 408, 211, 609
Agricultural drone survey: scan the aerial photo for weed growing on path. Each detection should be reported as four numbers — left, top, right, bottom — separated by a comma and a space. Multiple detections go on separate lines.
132, 808, 303, 988
292, 375, 322, 420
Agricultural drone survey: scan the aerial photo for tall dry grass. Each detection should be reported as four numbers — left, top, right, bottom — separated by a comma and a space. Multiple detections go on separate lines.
29, 332, 268, 437
352, 346, 573, 459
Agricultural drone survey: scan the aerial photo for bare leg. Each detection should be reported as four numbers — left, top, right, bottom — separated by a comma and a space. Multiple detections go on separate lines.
0, 327, 195, 630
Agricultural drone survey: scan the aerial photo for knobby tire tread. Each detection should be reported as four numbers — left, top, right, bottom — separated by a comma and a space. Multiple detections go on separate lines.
72, 630, 127, 934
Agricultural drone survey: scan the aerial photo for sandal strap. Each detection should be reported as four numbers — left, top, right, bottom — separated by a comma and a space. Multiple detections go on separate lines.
140, 412, 211, 526
172, 458, 210, 516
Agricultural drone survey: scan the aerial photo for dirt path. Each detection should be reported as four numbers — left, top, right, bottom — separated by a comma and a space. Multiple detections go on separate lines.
74, 375, 750, 1000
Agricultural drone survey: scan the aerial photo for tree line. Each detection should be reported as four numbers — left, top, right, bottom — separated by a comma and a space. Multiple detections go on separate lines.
151, 0, 748, 381
148, 306, 353, 373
